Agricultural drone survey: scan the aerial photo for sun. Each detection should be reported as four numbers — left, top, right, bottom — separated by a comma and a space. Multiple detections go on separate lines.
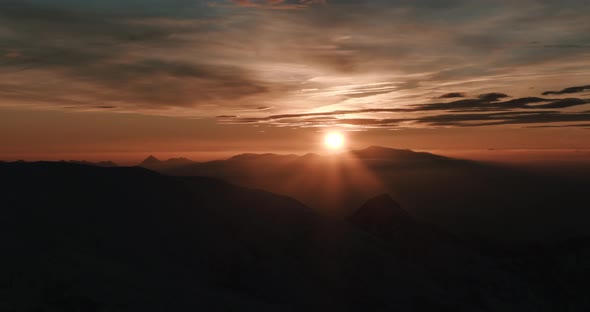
324, 132, 345, 149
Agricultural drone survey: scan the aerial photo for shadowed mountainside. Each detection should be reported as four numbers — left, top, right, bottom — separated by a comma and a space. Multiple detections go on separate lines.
65, 160, 119, 167
0, 162, 447, 311
350, 194, 590, 311
142, 146, 590, 242
1, 162, 589, 311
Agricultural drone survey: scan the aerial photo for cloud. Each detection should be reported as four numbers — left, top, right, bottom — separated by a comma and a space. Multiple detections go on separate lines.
478, 93, 509, 101
415, 111, 590, 127
220, 91, 590, 128
534, 98, 590, 109
542, 85, 590, 96
543, 44, 590, 49
526, 123, 590, 129
0, 1, 297, 113
1, 0, 590, 130
229, 0, 326, 9
221, 109, 590, 129
66, 60, 273, 107
438, 92, 466, 99
0, 58, 279, 112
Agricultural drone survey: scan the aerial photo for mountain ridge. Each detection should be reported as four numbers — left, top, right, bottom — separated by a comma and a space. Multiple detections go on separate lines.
139, 155, 193, 169
0, 161, 452, 311
136, 146, 459, 167
2, 161, 589, 311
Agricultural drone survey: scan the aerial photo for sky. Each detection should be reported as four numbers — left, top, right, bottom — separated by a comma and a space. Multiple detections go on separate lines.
0, 0, 589, 163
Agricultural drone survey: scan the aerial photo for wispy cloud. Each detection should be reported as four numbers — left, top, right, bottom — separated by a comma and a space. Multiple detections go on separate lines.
1, 0, 590, 129
438, 93, 466, 99
542, 85, 590, 96
229, 0, 326, 10
219, 91, 590, 128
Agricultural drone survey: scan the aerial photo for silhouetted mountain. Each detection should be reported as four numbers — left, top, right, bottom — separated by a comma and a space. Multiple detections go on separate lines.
350, 194, 472, 263
1, 162, 589, 311
156, 146, 590, 242
139, 155, 162, 167
350, 194, 415, 236
165, 157, 193, 166
0, 162, 449, 311
139, 155, 193, 170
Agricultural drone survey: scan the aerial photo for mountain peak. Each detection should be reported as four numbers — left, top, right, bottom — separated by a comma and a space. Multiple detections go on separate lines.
350, 194, 414, 236
140, 155, 162, 166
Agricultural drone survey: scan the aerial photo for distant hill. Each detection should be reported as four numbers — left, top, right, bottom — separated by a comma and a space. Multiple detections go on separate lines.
349, 146, 451, 162
153, 146, 468, 215
139, 155, 193, 170
148, 146, 590, 242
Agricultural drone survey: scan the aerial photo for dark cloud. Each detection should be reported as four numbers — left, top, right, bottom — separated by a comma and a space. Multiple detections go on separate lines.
73, 60, 271, 103
410, 96, 589, 113
438, 92, 466, 99
0, 2, 182, 45
542, 85, 590, 96
533, 98, 590, 109
419, 112, 590, 127
499, 97, 548, 108
0, 59, 275, 110
543, 44, 590, 49
0, 2, 291, 111
526, 123, 590, 129
478, 93, 509, 101
411, 99, 492, 112
229, 0, 326, 9
224, 110, 590, 129
221, 87, 590, 129
231, 108, 409, 122
224, 93, 589, 123
416, 111, 554, 126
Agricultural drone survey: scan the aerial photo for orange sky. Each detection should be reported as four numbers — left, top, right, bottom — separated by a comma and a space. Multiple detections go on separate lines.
1, 106, 588, 164
1, 0, 589, 163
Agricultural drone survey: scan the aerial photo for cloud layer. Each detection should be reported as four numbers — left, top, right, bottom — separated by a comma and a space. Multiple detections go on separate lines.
218, 89, 590, 128
1, 0, 590, 129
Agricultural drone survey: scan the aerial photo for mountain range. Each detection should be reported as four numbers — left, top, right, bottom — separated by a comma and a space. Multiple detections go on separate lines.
139, 146, 590, 242
2, 161, 589, 311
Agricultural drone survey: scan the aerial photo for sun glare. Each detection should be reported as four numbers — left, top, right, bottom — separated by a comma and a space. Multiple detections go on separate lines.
325, 132, 345, 149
